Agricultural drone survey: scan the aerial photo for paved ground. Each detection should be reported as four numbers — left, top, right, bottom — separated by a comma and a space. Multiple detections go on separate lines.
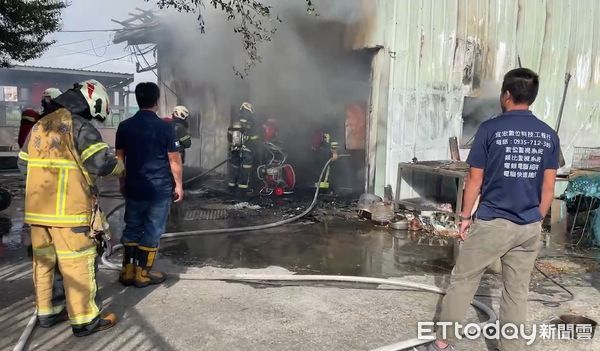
1, 261, 599, 351
1, 171, 599, 350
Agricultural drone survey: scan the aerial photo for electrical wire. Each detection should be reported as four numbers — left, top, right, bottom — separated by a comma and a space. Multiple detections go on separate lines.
59, 29, 121, 33
79, 53, 133, 70
58, 25, 159, 33
52, 38, 99, 48
47, 43, 116, 59
90, 39, 111, 57
132, 45, 181, 100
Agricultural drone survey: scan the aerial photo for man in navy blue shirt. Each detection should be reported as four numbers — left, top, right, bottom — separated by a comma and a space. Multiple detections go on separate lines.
115, 82, 184, 288
425, 69, 559, 351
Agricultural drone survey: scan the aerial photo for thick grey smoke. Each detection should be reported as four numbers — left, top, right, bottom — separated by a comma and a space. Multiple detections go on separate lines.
154, 0, 371, 190
462, 80, 502, 145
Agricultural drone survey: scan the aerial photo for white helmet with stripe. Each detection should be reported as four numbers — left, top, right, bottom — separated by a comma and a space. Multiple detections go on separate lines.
77, 79, 110, 122
42, 88, 62, 100
172, 105, 190, 120
240, 102, 254, 114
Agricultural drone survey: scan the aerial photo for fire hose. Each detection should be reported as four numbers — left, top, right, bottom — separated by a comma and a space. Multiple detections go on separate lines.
13, 155, 497, 351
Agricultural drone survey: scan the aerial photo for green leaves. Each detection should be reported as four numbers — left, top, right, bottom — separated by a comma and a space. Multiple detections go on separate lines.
0, 0, 67, 67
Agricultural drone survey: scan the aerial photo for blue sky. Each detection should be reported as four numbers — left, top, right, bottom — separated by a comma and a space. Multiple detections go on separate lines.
28, 0, 157, 85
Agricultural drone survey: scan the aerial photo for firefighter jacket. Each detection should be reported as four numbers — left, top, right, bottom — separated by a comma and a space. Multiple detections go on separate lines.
228, 109, 259, 150
323, 133, 339, 153
18, 91, 123, 227
172, 118, 192, 151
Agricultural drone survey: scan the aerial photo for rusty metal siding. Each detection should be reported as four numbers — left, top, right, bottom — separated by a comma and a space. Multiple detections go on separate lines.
368, 0, 600, 194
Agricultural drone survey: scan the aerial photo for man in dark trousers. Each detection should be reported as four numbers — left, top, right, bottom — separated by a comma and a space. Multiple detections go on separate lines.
116, 82, 184, 288
424, 68, 559, 351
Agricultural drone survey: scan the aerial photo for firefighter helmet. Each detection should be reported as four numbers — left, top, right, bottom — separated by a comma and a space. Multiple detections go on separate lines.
76, 79, 110, 122
42, 88, 62, 100
172, 105, 190, 120
240, 102, 254, 114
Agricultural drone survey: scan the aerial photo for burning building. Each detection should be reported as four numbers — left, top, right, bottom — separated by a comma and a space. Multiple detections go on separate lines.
113, 0, 600, 197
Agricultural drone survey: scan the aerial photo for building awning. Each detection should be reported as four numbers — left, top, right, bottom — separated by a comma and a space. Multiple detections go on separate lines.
0, 65, 134, 90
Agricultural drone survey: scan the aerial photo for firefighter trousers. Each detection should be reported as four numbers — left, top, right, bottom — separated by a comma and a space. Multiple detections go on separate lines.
31, 225, 102, 327
227, 147, 253, 189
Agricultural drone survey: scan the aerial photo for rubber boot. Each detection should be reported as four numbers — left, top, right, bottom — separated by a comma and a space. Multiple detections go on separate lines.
72, 313, 118, 337
118, 243, 138, 286
134, 246, 166, 288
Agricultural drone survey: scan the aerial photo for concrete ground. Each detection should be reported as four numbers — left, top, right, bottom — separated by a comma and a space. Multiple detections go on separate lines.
1, 262, 599, 351
1, 170, 599, 350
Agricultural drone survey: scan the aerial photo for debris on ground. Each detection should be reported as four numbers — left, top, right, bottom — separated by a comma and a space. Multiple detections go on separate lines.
536, 259, 591, 275
228, 202, 262, 210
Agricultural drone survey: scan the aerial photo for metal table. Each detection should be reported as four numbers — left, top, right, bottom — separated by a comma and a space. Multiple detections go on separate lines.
395, 161, 468, 223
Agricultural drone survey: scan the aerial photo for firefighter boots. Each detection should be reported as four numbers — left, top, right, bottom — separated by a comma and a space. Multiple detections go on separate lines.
72, 313, 118, 337
134, 246, 166, 288
119, 243, 138, 286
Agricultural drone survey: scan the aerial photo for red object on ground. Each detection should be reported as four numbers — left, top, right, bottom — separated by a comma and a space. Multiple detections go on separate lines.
274, 187, 285, 196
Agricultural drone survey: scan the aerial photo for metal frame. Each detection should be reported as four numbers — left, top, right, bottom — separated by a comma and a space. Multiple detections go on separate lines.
395, 162, 466, 223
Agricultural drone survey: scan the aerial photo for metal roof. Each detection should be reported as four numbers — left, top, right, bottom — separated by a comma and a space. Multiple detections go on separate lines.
7, 65, 134, 80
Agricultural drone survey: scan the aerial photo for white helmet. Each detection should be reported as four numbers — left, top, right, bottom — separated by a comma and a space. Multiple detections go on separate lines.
240, 102, 254, 114
77, 79, 110, 122
172, 105, 190, 120
42, 88, 62, 100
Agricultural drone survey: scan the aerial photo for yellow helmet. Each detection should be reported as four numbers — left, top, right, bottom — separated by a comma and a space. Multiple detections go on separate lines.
172, 105, 190, 120
77, 79, 110, 122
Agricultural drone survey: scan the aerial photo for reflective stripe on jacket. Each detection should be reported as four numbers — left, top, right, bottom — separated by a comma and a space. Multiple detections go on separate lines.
22, 109, 94, 227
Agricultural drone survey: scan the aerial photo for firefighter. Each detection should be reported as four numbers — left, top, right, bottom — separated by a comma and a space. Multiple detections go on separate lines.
41, 87, 62, 116
18, 80, 124, 337
262, 118, 278, 144
165, 105, 192, 164
311, 129, 339, 190
17, 88, 63, 319
17, 88, 62, 148
18, 109, 40, 149
227, 102, 259, 195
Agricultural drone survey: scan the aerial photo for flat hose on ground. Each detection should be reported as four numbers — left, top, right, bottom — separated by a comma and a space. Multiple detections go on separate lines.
97, 154, 497, 351
15, 155, 498, 351
14, 156, 345, 350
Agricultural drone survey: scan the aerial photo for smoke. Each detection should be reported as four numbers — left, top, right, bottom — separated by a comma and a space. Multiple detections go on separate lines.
462, 80, 502, 144
153, 0, 372, 189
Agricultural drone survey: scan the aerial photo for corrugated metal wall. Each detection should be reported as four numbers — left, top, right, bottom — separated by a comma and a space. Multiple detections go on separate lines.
367, 0, 600, 194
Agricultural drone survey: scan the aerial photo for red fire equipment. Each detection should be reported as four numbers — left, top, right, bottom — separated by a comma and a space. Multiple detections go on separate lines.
257, 142, 295, 196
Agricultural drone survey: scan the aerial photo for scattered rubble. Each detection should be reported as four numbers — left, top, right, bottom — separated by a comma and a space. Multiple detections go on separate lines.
228, 202, 262, 210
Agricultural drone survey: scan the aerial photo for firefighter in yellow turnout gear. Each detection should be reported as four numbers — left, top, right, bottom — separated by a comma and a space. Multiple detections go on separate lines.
18, 80, 123, 337
311, 130, 339, 190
